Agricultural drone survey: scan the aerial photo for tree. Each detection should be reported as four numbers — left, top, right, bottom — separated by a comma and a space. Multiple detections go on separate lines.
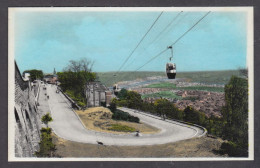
63, 58, 94, 73
183, 106, 205, 125
222, 76, 248, 148
118, 88, 128, 100
141, 102, 156, 114
23, 69, 44, 81
126, 91, 143, 109
41, 113, 53, 127
108, 102, 117, 113
57, 58, 97, 107
154, 98, 183, 120
154, 99, 170, 118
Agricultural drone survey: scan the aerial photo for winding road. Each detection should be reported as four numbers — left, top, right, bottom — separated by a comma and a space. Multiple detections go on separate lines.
44, 84, 205, 146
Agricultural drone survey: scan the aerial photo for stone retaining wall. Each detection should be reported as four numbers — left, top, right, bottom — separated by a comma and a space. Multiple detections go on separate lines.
14, 62, 41, 157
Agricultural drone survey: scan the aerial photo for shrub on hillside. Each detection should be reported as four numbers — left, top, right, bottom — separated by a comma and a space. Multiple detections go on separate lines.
218, 141, 248, 157
112, 109, 140, 123
101, 101, 106, 107
108, 102, 117, 112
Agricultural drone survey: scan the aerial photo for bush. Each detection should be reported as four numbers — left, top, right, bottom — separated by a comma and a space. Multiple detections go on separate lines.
35, 127, 56, 157
112, 109, 140, 123
77, 101, 86, 108
108, 102, 117, 113
218, 141, 248, 157
116, 100, 128, 107
101, 101, 106, 107
41, 113, 53, 127
40, 127, 52, 134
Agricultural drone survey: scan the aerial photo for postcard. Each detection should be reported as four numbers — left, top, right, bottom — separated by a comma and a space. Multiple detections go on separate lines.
8, 7, 254, 161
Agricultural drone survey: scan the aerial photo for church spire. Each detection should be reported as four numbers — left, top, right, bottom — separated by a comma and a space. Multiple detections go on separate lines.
53, 68, 56, 75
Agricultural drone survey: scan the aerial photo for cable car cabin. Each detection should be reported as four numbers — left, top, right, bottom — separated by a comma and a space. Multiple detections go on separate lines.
113, 84, 118, 91
166, 62, 176, 79
113, 84, 120, 96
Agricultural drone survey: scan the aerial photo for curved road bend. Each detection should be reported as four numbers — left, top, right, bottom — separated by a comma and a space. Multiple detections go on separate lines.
46, 84, 205, 146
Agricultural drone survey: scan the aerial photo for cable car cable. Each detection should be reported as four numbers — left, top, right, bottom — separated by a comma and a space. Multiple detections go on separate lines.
134, 11, 211, 72
122, 11, 183, 71
115, 11, 164, 74
169, 11, 211, 47
149, 11, 183, 48
134, 48, 168, 71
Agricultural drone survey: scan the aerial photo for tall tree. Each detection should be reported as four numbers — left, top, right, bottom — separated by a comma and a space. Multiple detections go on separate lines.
118, 88, 128, 100
222, 76, 248, 148
126, 91, 143, 109
57, 58, 96, 107
183, 106, 205, 125
64, 58, 94, 73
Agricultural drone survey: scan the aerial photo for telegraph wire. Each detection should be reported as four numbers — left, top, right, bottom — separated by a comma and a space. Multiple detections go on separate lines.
134, 11, 211, 72
115, 11, 164, 74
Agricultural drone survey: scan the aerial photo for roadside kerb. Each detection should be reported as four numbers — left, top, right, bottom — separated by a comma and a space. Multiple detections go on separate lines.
55, 87, 88, 130
58, 87, 81, 110
119, 107, 199, 137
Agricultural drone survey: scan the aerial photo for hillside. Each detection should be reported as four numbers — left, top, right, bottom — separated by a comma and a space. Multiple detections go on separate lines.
52, 134, 225, 158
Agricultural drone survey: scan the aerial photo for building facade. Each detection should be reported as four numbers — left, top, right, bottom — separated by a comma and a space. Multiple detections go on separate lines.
85, 82, 112, 107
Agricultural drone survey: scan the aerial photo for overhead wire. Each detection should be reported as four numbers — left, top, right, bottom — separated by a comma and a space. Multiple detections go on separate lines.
133, 11, 211, 72
146, 11, 184, 49
105, 11, 164, 88
115, 11, 164, 75
122, 11, 183, 71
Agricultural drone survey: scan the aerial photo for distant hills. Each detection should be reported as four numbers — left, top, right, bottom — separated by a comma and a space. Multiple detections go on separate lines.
97, 70, 243, 87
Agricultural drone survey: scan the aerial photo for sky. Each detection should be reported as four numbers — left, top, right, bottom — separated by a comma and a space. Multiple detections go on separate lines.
12, 9, 248, 74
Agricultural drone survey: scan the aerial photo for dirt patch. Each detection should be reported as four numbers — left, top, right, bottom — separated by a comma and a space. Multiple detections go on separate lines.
52, 133, 226, 158
75, 107, 159, 134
